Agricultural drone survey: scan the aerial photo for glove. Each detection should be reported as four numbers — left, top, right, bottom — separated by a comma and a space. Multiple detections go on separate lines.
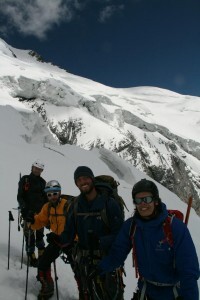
131, 292, 139, 300
131, 291, 140, 300
63, 244, 73, 256
176, 297, 184, 300
46, 232, 59, 245
25, 211, 35, 224
61, 245, 74, 264
21, 207, 28, 219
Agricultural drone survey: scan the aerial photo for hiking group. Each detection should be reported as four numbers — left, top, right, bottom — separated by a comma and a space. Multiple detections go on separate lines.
17, 160, 200, 300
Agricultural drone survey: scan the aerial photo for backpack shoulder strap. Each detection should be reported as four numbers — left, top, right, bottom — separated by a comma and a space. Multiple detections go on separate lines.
100, 203, 110, 229
22, 175, 30, 192
47, 201, 52, 218
162, 213, 174, 247
63, 199, 70, 216
129, 217, 136, 239
97, 194, 115, 230
129, 217, 139, 278
73, 197, 79, 228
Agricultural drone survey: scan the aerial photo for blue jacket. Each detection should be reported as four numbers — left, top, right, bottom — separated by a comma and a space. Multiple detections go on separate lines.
99, 203, 200, 300
60, 193, 124, 253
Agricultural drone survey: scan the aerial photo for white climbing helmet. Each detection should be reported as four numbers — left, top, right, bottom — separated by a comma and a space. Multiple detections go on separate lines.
32, 159, 45, 170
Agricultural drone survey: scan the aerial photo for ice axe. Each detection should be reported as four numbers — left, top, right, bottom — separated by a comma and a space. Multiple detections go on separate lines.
184, 196, 193, 226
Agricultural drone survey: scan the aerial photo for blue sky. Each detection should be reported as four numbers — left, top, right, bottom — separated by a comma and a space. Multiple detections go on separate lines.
0, 0, 200, 96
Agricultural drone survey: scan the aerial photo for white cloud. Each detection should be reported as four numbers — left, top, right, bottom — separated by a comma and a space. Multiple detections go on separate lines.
0, 0, 126, 38
0, 0, 75, 39
99, 4, 124, 23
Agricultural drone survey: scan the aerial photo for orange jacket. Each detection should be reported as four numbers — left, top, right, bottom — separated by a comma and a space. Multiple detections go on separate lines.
31, 198, 68, 235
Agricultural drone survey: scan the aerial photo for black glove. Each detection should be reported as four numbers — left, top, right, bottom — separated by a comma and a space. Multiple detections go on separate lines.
46, 232, 59, 245
61, 245, 74, 264
63, 244, 73, 256
25, 211, 35, 224
131, 292, 139, 300
21, 207, 28, 219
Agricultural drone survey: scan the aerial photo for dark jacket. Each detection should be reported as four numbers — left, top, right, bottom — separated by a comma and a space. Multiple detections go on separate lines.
99, 203, 200, 300
60, 193, 124, 254
17, 173, 47, 214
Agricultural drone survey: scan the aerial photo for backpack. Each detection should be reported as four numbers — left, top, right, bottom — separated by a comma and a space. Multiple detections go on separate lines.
73, 175, 128, 230
130, 209, 184, 278
94, 175, 128, 224
162, 210, 184, 247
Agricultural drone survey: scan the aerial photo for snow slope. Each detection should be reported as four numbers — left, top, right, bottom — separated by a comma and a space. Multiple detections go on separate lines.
1, 38, 200, 216
0, 104, 199, 299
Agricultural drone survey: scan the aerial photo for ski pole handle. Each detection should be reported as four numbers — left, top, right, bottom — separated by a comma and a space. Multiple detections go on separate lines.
9, 211, 14, 222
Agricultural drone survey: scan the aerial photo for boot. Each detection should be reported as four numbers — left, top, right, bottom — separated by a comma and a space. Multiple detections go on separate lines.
28, 252, 38, 268
38, 269, 54, 297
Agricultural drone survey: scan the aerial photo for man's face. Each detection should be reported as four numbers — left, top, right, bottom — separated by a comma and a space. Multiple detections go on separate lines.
76, 176, 94, 194
134, 191, 156, 219
32, 166, 43, 176
47, 191, 61, 206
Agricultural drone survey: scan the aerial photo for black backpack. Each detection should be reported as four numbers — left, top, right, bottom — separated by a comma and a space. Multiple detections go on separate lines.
73, 175, 128, 230
94, 175, 128, 222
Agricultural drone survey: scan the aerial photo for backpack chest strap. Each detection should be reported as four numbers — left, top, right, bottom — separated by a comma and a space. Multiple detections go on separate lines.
76, 210, 110, 230
49, 213, 65, 217
76, 212, 101, 217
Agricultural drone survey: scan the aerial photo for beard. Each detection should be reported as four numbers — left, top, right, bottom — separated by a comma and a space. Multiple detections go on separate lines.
50, 198, 59, 207
80, 181, 95, 195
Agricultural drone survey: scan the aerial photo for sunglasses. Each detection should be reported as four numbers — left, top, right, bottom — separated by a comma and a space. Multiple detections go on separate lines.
134, 196, 154, 205
47, 192, 60, 197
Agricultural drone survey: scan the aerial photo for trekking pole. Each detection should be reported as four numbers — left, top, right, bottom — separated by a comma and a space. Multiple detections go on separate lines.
18, 208, 21, 232
8, 211, 14, 270
25, 224, 31, 300
53, 260, 59, 300
185, 196, 193, 226
21, 232, 25, 269
18, 173, 22, 232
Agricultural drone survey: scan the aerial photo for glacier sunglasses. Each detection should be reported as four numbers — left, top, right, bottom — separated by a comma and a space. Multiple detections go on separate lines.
134, 196, 154, 205
47, 192, 60, 198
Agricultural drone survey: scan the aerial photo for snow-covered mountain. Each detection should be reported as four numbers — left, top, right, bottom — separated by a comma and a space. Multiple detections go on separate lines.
1, 84, 200, 300
0, 37, 200, 215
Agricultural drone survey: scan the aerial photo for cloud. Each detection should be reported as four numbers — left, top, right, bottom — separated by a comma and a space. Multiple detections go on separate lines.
0, 0, 126, 38
0, 0, 78, 39
99, 4, 124, 23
